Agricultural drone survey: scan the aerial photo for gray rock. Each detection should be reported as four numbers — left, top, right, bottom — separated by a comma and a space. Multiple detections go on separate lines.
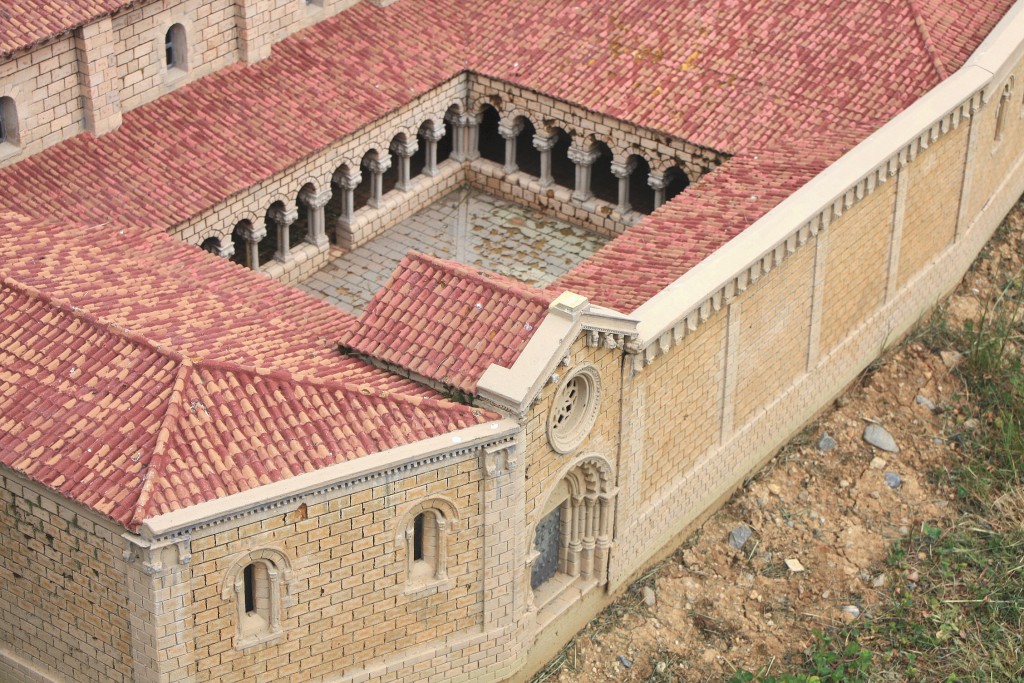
642, 586, 657, 608
884, 472, 902, 488
841, 605, 861, 619
915, 395, 937, 411
817, 433, 838, 452
864, 424, 899, 453
729, 524, 753, 549
618, 655, 633, 669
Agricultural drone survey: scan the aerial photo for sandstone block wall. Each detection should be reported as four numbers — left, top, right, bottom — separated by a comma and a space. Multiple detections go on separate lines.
0, 472, 134, 683
0, 36, 84, 167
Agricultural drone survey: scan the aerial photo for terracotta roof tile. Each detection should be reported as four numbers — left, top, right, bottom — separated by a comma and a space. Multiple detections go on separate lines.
0, 0, 131, 56
0, 275, 496, 530
345, 252, 555, 394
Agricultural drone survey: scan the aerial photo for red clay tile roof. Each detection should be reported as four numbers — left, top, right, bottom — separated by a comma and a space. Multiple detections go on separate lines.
344, 253, 555, 394
0, 0, 131, 56
549, 133, 868, 312
0, 273, 495, 530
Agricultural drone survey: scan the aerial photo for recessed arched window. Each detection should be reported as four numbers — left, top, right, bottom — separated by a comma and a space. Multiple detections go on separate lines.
165, 24, 187, 72
221, 549, 291, 648
398, 498, 460, 592
0, 96, 19, 147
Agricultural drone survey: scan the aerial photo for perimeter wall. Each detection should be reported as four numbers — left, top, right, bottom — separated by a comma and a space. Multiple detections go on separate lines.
606, 9, 1024, 591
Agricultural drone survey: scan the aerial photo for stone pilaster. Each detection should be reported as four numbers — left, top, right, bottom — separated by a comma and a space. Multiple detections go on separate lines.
480, 438, 524, 632
336, 169, 363, 227
75, 16, 122, 135
498, 121, 523, 174
462, 112, 483, 161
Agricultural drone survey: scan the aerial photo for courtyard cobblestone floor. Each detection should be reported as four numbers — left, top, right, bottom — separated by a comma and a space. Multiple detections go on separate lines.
297, 187, 610, 315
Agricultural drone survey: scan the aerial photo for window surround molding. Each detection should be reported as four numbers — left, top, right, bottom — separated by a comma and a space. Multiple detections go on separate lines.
546, 363, 602, 454
219, 547, 294, 649
394, 496, 461, 595
993, 75, 1015, 149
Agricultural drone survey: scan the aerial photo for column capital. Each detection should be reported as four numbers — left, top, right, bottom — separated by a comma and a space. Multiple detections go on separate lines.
420, 121, 446, 142
216, 240, 235, 259
459, 111, 483, 126
390, 137, 419, 158
366, 155, 392, 175
647, 173, 668, 191
610, 158, 637, 178
242, 224, 266, 243
568, 144, 600, 167
336, 169, 362, 190
532, 134, 557, 152
302, 188, 332, 210
498, 121, 524, 140
273, 207, 298, 225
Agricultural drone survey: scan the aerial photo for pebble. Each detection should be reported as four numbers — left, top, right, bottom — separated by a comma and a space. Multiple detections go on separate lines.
817, 433, 838, 452
839, 479, 851, 488
841, 605, 861, 621
729, 524, 753, 549
642, 586, 657, 608
864, 424, 899, 452
964, 418, 980, 431
915, 395, 937, 411
656, 662, 667, 674
618, 655, 633, 669
872, 573, 887, 587
884, 472, 902, 488
785, 558, 805, 572
941, 350, 964, 369
869, 456, 886, 469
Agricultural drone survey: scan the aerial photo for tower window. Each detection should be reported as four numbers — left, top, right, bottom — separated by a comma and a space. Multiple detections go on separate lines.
400, 503, 456, 591
243, 563, 256, 614
165, 24, 187, 72
0, 96, 18, 147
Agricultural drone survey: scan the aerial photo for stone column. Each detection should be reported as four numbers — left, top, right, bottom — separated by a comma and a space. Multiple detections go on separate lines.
446, 111, 467, 162
420, 121, 446, 176
648, 173, 668, 209
272, 206, 298, 264
390, 137, 420, 191
532, 134, 557, 187
610, 158, 636, 213
366, 156, 392, 208
302, 189, 331, 249
336, 168, 362, 227
242, 223, 266, 272
498, 121, 523, 173
462, 112, 483, 161
568, 144, 600, 202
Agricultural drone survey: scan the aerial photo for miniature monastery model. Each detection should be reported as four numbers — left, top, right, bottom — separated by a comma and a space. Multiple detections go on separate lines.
1, 0, 1023, 680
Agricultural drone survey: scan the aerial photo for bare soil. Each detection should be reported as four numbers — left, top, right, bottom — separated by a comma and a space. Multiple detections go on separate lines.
539, 199, 1024, 683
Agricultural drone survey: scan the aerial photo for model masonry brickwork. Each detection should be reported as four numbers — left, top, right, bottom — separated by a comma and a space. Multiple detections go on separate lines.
0, 0, 359, 167
1, 4, 1024, 683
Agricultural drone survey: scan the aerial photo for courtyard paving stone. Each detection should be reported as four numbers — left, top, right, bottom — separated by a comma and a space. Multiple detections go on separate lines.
297, 187, 610, 315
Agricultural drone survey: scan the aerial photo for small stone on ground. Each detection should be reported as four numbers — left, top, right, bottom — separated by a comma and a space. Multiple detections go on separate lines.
864, 423, 899, 452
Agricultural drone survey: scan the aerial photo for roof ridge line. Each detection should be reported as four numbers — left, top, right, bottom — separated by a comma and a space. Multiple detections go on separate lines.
129, 358, 193, 529
0, 271, 186, 363
406, 251, 556, 308
905, 0, 950, 80
191, 356, 485, 414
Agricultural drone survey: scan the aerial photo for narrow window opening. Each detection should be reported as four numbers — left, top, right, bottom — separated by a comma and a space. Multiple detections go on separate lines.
0, 96, 19, 147
995, 83, 1012, 142
243, 564, 256, 614
413, 512, 425, 561
165, 24, 187, 72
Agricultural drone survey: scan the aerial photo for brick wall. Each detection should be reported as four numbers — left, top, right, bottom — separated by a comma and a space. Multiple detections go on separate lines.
0, 472, 133, 683
0, 36, 84, 168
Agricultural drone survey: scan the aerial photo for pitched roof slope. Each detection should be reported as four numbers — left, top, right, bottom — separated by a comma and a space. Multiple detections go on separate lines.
0, 0, 130, 56
0, 211, 424, 391
550, 132, 867, 312
0, 276, 495, 530
344, 252, 555, 394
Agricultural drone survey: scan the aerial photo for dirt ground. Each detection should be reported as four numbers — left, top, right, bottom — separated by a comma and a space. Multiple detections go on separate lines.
543, 198, 1024, 683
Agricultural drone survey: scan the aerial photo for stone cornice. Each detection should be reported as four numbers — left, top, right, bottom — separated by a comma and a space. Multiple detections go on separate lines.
627, 0, 1024, 371
138, 419, 520, 541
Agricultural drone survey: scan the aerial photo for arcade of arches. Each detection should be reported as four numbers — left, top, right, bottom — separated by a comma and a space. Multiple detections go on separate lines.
206, 101, 711, 280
